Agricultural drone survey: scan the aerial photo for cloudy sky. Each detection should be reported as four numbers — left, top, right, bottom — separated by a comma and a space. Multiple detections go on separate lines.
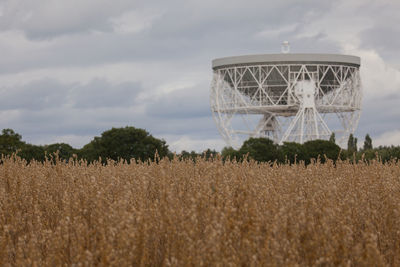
0, 0, 399, 152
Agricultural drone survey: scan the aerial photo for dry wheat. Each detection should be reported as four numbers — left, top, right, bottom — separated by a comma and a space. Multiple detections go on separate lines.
0, 155, 399, 266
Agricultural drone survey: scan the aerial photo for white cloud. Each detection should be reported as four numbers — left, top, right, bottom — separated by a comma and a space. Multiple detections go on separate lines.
374, 130, 400, 147
33, 134, 94, 148
0, 61, 206, 90
138, 75, 204, 102
110, 9, 162, 34
358, 49, 400, 99
294, 0, 374, 50
164, 135, 225, 153
254, 23, 298, 39
0, 0, 145, 38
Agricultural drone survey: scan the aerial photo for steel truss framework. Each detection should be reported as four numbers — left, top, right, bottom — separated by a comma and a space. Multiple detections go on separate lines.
210, 62, 362, 148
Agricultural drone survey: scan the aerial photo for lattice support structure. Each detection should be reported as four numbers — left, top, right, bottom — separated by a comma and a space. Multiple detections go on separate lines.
210, 54, 362, 149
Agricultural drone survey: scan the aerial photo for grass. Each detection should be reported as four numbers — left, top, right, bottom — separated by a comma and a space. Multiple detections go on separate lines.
1, 155, 399, 266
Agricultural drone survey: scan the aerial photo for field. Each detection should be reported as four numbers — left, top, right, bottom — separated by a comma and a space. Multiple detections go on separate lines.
1, 155, 400, 266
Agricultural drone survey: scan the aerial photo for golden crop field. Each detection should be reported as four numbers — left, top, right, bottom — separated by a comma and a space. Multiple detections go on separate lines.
1, 155, 400, 266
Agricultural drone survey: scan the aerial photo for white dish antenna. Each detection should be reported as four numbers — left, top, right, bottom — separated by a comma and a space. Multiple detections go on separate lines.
210, 53, 362, 148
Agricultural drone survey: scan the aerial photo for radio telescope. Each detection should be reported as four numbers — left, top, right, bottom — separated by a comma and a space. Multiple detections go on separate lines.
210, 53, 362, 148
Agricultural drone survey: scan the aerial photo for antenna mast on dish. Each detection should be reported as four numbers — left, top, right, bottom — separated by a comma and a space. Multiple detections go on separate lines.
281, 41, 290, 53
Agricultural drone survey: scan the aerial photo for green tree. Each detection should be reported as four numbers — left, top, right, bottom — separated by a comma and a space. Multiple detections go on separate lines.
363, 134, 373, 150
179, 150, 199, 161
45, 143, 77, 161
361, 148, 376, 162
221, 146, 241, 161
0, 129, 25, 156
203, 149, 218, 160
373, 145, 400, 163
347, 134, 354, 152
18, 144, 45, 163
79, 126, 169, 163
239, 137, 282, 163
78, 140, 100, 162
385, 146, 400, 162
280, 142, 308, 164
347, 134, 358, 153
303, 139, 342, 163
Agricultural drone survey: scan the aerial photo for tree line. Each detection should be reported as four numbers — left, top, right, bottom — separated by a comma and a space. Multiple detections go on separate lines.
0, 127, 169, 163
0, 127, 399, 164
178, 133, 400, 164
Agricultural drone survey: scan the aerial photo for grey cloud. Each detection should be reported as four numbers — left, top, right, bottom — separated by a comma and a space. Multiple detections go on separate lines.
0, 32, 201, 75
0, 0, 336, 74
149, 0, 332, 38
0, 76, 147, 147
360, 26, 400, 64
0, 79, 68, 110
10, 106, 142, 141
10, 105, 219, 148
356, 1, 400, 64
139, 116, 219, 138
0, 0, 144, 39
145, 84, 211, 119
290, 33, 342, 54
70, 79, 142, 109
0, 78, 143, 111
356, 93, 400, 139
